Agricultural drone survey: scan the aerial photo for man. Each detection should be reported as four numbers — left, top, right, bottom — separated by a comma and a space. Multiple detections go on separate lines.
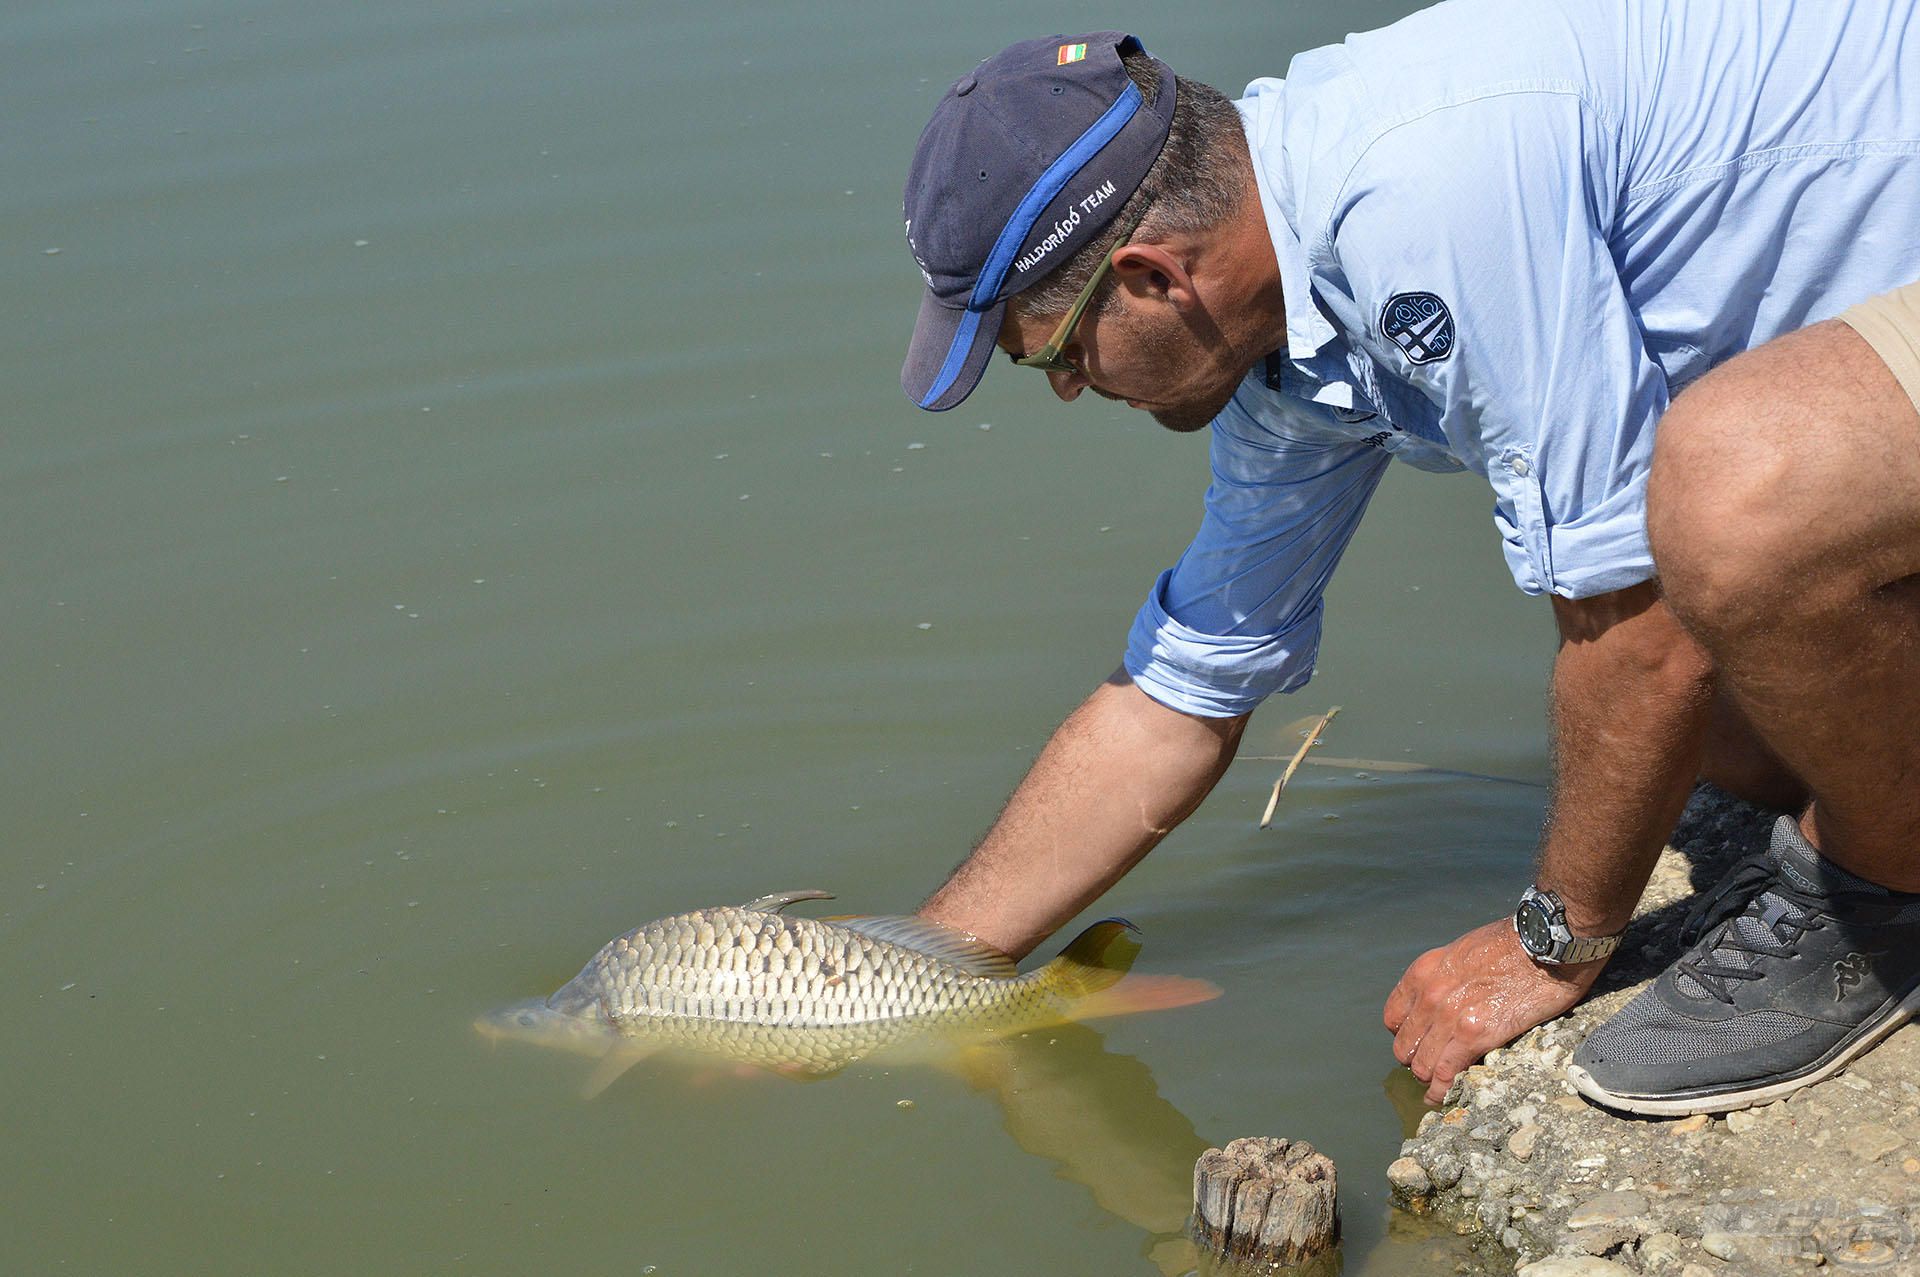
897, 2, 1920, 1114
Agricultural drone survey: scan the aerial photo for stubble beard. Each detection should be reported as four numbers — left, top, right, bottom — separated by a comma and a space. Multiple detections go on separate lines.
1150, 383, 1239, 433
1147, 352, 1259, 433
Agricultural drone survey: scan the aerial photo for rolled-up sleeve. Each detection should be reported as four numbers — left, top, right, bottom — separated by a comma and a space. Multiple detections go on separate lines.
1125, 395, 1390, 717
1312, 90, 1669, 599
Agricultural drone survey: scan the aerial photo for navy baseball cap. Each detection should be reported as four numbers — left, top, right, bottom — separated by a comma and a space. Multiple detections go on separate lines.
901, 32, 1176, 412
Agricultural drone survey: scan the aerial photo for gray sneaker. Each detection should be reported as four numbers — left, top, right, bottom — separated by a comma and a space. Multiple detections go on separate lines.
1568, 816, 1920, 1116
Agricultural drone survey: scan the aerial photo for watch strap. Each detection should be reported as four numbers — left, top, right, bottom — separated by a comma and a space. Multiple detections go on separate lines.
1556, 929, 1622, 965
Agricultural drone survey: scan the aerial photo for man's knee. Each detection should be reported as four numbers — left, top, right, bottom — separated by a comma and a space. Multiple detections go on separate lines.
1649, 320, 1905, 636
1648, 358, 1799, 634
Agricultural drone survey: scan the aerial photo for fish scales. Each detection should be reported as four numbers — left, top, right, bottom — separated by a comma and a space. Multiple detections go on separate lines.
602, 910, 1030, 1048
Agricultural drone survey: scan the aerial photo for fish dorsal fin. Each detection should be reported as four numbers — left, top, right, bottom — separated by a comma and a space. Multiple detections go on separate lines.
740, 889, 836, 914
833, 915, 1018, 978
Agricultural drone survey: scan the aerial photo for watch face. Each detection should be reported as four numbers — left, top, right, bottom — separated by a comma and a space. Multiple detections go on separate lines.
1516, 900, 1554, 954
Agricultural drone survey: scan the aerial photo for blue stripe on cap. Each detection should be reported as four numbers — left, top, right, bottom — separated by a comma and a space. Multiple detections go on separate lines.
917, 304, 986, 409
917, 81, 1145, 408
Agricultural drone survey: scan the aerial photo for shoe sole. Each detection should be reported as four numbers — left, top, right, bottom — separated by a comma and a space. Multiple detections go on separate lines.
1566, 983, 1920, 1117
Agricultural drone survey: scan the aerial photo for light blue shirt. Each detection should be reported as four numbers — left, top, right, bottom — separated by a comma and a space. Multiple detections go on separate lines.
1126, 0, 1920, 718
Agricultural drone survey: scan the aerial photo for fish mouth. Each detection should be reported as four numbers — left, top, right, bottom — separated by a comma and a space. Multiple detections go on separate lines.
475, 999, 615, 1058
473, 1001, 547, 1043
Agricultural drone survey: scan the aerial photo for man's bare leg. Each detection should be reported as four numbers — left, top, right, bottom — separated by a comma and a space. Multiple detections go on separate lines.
1698, 687, 1807, 815
1564, 301, 1920, 1115
1649, 314, 1920, 887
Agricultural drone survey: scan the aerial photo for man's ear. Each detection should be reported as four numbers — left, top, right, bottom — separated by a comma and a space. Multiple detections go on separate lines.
1110, 243, 1199, 310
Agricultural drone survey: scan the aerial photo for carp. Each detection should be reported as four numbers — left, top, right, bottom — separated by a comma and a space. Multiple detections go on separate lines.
476, 890, 1218, 1093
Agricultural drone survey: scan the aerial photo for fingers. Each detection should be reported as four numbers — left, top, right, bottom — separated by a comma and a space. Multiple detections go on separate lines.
1418, 1020, 1491, 1105
1391, 1000, 1434, 1067
1382, 947, 1441, 1033
1382, 972, 1414, 1033
1386, 949, 1446, 1083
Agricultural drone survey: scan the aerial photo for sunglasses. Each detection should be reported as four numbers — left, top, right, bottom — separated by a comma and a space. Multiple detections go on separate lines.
1009, 204, 1148, 376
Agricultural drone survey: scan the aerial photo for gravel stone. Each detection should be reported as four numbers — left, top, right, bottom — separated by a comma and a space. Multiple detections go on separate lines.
1509, 1124, 1541, 1163
1699, 1230, 1738, 1260
1424, 1150, 1463, 1190
1847, 1122, 1904, 1163
1516, 1256, 1639, 1275
1566, 1190, 1649, 1229
1724, 1108, 1759, 1134
1567, 1222, 1637, 1256
1387, 1156, 1431, 1196
1637, 1231, 1687, 1274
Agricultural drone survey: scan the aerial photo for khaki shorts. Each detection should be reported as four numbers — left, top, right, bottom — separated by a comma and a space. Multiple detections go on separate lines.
1840, 279, 1920, 416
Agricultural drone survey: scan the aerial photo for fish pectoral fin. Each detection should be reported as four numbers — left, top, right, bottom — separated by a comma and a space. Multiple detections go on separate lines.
579, 1041, 660, 1100
740, 889, 836, 914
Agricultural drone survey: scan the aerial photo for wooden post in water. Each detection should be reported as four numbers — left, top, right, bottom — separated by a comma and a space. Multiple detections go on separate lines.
1190, 1137, 1339, 1267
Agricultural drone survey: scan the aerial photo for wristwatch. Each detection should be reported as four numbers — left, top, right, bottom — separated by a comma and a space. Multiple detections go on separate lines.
1513, 885, 1623, 966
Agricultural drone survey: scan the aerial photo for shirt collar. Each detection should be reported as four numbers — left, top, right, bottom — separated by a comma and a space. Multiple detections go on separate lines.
1235, 88, 1353, 409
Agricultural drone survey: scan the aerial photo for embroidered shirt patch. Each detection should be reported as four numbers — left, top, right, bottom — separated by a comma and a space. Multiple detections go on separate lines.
1381, 292, 1455, 365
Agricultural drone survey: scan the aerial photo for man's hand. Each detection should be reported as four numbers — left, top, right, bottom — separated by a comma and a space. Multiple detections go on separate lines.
1382, 918, 1604, 1105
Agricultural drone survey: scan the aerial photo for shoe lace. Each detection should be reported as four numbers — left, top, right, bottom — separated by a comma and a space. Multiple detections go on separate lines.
1678, 851, 1777, 948
1675, 878, 1827, 1005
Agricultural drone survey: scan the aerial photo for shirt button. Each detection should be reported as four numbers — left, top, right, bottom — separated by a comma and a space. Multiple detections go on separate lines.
1509, 456, 1532, 478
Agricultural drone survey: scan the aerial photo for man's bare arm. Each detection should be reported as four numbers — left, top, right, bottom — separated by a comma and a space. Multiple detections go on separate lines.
1383, 581, 1717, 1103
918, 668, 1249, 960
1536, 581, 1719, 931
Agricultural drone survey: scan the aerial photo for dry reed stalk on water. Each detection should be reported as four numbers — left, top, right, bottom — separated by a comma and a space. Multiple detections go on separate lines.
1259, 705, 1341, 828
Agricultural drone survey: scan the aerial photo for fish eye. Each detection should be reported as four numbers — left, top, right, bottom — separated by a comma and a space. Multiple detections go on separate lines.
517, 1011, 536, 1027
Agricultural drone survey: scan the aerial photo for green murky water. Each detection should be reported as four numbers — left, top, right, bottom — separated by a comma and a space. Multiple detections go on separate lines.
5, 2, 1559, 1272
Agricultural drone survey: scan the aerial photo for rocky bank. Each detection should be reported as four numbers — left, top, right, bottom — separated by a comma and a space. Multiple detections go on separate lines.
1387, 788, 1920, 1277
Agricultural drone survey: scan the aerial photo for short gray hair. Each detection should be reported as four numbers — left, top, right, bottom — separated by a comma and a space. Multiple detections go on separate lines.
1011, 54, 1249, 320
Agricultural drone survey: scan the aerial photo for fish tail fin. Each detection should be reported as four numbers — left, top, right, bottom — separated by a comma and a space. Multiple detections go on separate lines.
1035, 919, 1221, 1022
1061, 974, 1223, 1022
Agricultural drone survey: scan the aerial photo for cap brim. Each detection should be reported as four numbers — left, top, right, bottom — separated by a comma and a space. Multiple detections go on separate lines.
902, 289, 1005, 413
